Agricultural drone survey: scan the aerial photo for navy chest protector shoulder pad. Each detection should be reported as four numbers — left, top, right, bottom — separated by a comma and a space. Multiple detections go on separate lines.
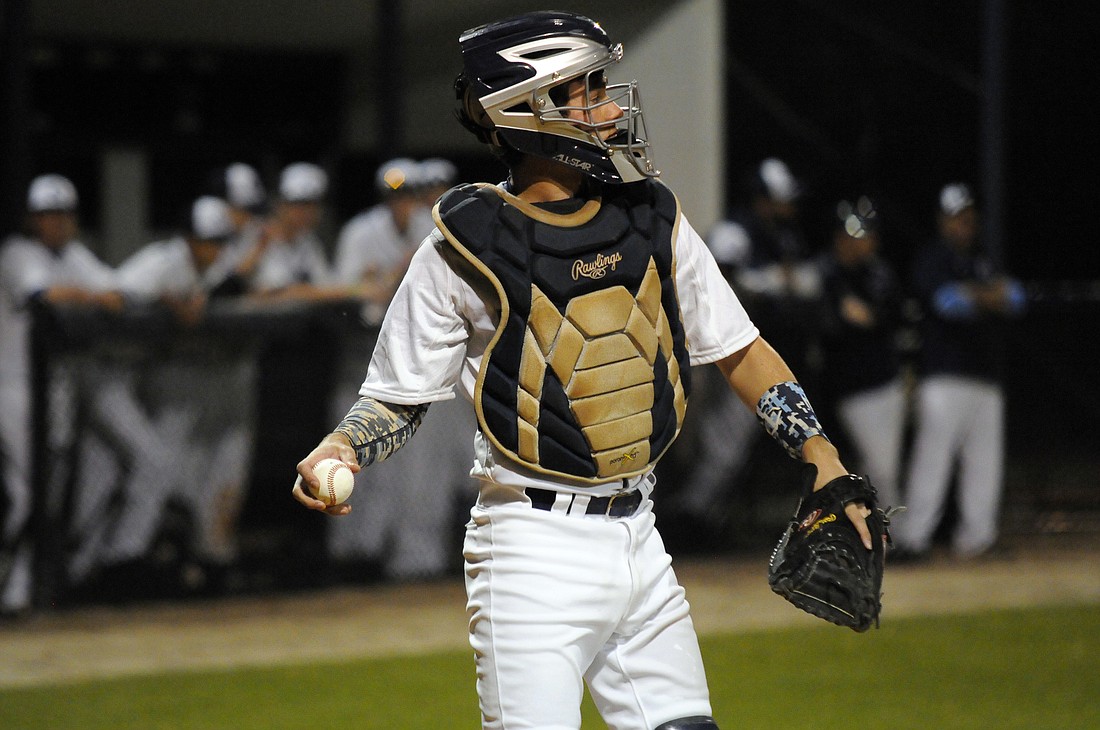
433, 180, 691, 484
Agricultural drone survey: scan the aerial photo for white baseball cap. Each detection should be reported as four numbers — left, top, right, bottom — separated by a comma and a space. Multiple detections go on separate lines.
224, 163, 266, 209
939, 183, 975, 216
707, 220, 751, 267
758, 158, 801, 204
419, 157, 458, 189
27, 174, 79, 213
375, 157, 421, 194
279, 162, 328, 202
190, 196, 234, 241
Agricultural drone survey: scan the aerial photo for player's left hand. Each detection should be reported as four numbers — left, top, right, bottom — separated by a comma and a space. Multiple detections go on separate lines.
292, 433, 359, 516
802, 436, 872, 548
768, 464, 894, 631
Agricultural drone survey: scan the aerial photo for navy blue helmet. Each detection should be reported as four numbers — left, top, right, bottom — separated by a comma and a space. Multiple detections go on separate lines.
455, 11, 658, 184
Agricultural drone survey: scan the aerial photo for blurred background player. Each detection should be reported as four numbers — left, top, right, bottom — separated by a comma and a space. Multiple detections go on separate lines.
333, 157, 436, 324
668, 158, 820, 542
327, 157, 475, 582
0, 174, 124, 614
249, 162, 337, 300
220, 162, 268, 237
117, 195, 241, 320
417, 156, 460, 209
708, 157, 821, 373
76, 196, 257, 592
816, 195, 906, 510
894, 183, 1027, 561
204, 162, 269, 294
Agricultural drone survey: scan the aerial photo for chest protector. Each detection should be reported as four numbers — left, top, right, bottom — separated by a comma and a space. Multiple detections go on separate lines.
434, 180, 691, 484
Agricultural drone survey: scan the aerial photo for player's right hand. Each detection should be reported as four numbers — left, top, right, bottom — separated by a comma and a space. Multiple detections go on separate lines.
292, 433, 359, 516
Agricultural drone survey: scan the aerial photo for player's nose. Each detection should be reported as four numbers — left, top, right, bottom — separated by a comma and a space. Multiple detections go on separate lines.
601, 97, 624, 122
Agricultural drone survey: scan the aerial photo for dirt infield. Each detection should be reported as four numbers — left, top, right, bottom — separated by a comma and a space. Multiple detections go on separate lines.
1, 533, 1096, 689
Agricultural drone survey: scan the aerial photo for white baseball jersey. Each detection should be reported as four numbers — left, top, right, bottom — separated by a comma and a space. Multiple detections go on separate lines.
0, 235, 118, 382
332, 204, 435, 286
203, 218, 265, 288
359, 210, 759, 498
251, 230, 331, 292
115, 236, 229, 299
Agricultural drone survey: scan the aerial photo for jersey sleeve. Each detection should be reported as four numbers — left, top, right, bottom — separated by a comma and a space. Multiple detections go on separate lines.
0, 239, 49, 306
116, 243, 173, 300
65, 243, 120, 292
1, 239, 117, 305
358, 232, 470, 404
332, 213, 372, 286
674, 214, 759, 365
251, 236, 331, 291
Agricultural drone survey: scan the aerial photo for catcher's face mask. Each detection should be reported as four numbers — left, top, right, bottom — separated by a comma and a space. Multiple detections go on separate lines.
456, 10, 659, 184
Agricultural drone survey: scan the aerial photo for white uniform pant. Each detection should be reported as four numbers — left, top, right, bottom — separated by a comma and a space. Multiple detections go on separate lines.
836, 378, 907, 510
464, 499, 712, 730
0, 382, 31, 545
897, 375, 1005, 556
0, 378, 33, 611
1, 367, 83, 610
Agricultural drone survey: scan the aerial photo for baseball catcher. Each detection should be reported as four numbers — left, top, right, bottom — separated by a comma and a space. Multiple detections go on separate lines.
768, 464, 897, 632
294, 10, 882, 727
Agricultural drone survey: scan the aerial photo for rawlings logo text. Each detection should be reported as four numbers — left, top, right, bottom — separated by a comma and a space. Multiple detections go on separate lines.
804, 512, 837, 536
572, 251, 623, 280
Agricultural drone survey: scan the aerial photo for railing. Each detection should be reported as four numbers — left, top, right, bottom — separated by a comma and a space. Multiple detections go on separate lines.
23, 299, 365, 609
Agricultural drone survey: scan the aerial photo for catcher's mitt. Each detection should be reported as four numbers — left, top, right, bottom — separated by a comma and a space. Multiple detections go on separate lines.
767, 465, 896, 632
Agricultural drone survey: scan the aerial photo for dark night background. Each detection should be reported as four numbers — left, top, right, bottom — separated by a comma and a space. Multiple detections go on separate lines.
3, 2, 1097, 283
724, 2, 1097, 283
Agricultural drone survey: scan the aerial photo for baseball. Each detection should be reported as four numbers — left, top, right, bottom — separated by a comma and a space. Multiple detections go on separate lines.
310, 458, 355, 505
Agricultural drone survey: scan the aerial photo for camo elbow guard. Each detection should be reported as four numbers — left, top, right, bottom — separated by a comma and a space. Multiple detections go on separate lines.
334, 397, 429, 467
755, 381, 828, 460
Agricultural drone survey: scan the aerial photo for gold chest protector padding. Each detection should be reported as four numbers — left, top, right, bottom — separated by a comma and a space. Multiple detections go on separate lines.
516, 258, 687, 477
433, 179, 691, 484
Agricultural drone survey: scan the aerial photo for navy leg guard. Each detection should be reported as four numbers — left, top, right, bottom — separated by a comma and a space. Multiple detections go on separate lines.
653, 716, 719, 730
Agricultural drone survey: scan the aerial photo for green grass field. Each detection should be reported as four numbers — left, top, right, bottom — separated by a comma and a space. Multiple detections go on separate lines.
2, 605, 1097, 729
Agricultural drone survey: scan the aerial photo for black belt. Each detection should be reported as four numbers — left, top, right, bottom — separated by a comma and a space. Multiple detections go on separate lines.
526, 487, 644, 518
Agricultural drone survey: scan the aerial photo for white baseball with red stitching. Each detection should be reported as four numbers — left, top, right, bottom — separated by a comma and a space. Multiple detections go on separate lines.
310, 458, 354, 505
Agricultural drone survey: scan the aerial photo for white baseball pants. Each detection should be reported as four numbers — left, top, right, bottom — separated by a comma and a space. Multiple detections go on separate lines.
897, 375, 1005, 556
464, 498, 712, 729
836, 377, 907, 510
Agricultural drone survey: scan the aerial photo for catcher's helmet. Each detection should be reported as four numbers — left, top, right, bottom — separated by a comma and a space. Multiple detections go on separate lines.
455, 11, 657, 185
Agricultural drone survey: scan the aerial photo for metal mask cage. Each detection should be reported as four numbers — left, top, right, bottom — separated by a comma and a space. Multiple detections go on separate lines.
477, 35, 660, 183
535, 65, 657, 179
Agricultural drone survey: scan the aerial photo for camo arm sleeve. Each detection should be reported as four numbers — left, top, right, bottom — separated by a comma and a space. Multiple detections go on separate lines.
755, 381, 829, 460
333, 397, 429, 468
